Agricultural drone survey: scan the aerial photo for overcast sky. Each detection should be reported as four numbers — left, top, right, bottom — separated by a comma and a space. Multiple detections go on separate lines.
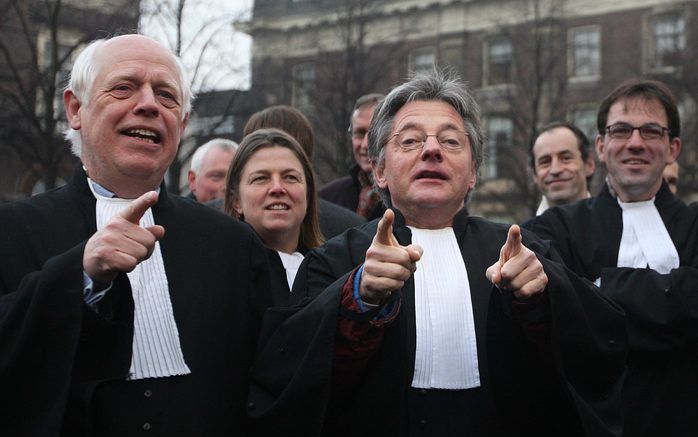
140, 0, 254, 91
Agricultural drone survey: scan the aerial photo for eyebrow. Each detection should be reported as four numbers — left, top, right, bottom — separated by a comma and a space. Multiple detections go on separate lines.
397, 121, 464, 132
106, 72, 181, 94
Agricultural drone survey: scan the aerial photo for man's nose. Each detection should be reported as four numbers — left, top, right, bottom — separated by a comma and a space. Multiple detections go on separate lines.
549, 157, 563, 174
627, 128, 646, 149
133, 86, 159, 117
420, 135, 443, 160
360, 132, 369, 150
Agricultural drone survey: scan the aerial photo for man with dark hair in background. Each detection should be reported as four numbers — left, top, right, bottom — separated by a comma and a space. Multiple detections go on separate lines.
530, 121, 596, 216
320, 93, 385, 220
530, 79, 697, 437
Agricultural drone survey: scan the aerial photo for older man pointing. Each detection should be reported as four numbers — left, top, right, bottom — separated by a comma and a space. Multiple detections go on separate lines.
0, 34, 272, 437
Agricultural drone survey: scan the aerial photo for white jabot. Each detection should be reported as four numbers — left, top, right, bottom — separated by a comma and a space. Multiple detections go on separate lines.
536, 196, 550, 216
408, 227, 480, 390
88, 180, 190, 380
536, 191, 591, 216
617, 198, 679, 274
277, 251, 305, 289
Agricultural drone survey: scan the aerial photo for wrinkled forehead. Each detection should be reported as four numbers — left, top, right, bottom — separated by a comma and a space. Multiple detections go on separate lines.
93, 36, 183, 90
392, 100, 466, 131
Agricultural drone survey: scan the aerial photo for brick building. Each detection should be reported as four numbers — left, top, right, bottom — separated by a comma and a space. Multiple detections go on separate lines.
243, 0, 698, 221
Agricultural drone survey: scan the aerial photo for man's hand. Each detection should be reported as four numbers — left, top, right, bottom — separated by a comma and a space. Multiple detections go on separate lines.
360, 209, 423, 305
486, 225, 547, 298
84, 191, 165, 284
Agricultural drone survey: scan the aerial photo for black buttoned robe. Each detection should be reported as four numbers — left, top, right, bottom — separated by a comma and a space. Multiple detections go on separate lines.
0, 168, 272, 436
248, 209, 628, 437
530, 183, 698, 437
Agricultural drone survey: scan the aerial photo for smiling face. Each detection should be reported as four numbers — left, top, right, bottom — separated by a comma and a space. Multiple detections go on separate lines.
64, 35, 187, 197
233, 146, 308, 253
532, 126, 594, 206
373, 100, 476, 229
596, 97, 681, 202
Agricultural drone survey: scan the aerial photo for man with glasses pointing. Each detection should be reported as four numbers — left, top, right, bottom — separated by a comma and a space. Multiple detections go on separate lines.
530, 79, 698, 437
251, 71, 627, 437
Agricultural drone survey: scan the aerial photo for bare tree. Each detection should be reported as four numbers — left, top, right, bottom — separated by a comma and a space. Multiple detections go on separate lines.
280, 0, 411, 184
140, 0, 251, 194
0, 0, 139, 197
470, 0, 568, 222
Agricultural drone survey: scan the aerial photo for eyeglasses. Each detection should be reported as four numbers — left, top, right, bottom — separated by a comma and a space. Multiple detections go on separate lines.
605, 123, 670, 140
390, 129, 469, 152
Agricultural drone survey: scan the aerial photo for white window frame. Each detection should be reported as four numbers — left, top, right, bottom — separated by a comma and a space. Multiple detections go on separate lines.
483, 37, 513, 87
484, 116, 513, 179
567, 25, 600, 82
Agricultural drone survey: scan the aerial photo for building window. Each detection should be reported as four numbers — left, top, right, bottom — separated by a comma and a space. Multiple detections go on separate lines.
568, 26, 600, 80
649, 12, 685, 70
408, 47, 436, 75
570, 107, 598, 142
485, 116, 513, 179
484, 38, 513, 86
292, 62, 315, 110
439, 41, 463, 73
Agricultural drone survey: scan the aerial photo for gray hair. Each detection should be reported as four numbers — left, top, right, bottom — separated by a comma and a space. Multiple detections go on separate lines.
190, 138, 238, 174
64, 35, 193, 157
367, 70, 484, 207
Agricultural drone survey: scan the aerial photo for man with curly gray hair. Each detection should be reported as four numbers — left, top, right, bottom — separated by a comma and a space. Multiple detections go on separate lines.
250, 71, 627, 437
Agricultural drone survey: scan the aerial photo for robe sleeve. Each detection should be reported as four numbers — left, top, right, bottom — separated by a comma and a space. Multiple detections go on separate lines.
0, 243, 134, 437
600, 266, 698, 350
515, 232, 628, 437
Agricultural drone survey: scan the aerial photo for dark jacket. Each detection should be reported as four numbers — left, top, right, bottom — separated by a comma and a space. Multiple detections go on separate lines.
529, 182, 698, 437
249, 208, 627, 437
0, 167, 273, 437
319, 165, 384, 220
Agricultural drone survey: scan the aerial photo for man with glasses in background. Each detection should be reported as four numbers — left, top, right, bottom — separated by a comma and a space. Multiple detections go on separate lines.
320, 94, 385, 220
530, 79, 698, 437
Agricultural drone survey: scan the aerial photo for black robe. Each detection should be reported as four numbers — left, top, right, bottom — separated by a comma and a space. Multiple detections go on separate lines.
249, 208, 627, 437
0, 167, 273, 437
530, 183, 698, 437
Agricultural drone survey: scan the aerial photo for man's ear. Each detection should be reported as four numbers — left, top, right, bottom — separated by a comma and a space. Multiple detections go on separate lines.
180, 113, 190, 135
668, 137, 681, 163
64, 89, 82, 130
594, 134, 606, 164
373, 160, 388, 190
467, 165, 477, 190
187, 170, 196, 193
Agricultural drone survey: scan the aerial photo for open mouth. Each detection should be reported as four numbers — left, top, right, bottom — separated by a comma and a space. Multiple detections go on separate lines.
122, 128, 161, 144
266, 203, 290, 210
415, 170, 448, 180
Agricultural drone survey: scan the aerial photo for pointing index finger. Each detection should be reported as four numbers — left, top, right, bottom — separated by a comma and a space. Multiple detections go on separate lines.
119, 191, 159, 224
374, 209, 399, 247
500, 224, 522, 265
